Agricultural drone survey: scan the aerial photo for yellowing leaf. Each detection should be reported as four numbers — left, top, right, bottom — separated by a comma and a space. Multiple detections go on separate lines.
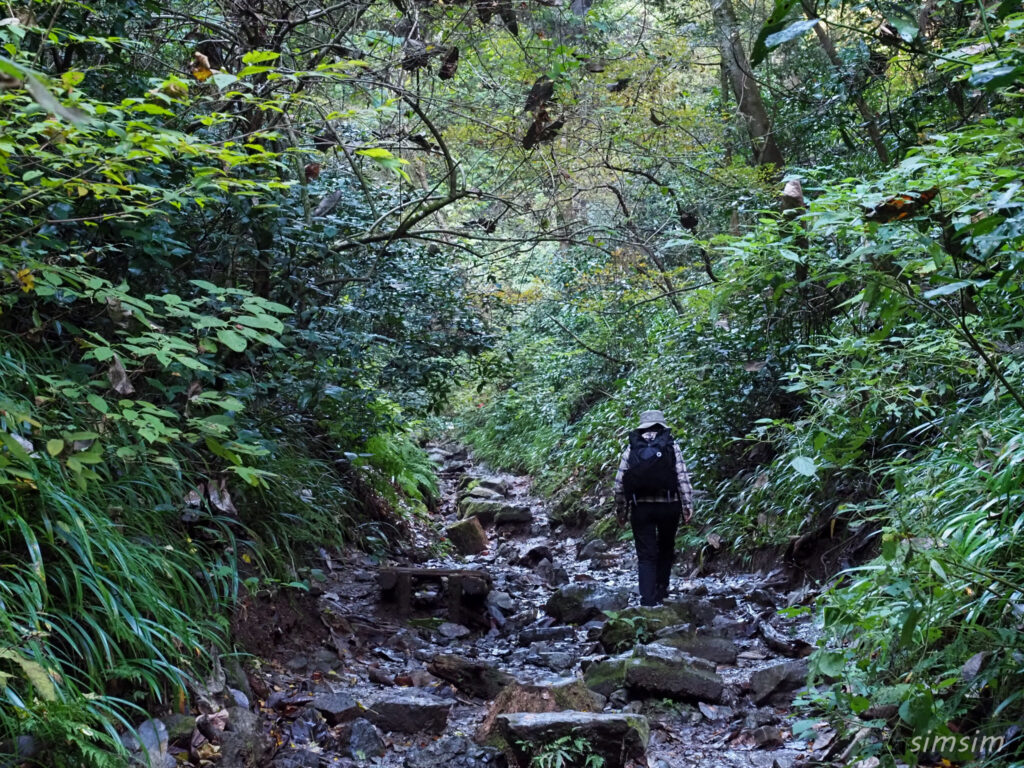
0, 650, 57, 701
46, 439, 64, 457
17, 268, 34, 293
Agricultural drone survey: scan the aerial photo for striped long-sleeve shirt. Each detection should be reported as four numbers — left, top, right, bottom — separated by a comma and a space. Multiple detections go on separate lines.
613, 431, 693, 509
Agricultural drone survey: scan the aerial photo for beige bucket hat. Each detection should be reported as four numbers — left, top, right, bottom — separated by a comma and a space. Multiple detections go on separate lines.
637, 409, 668, 430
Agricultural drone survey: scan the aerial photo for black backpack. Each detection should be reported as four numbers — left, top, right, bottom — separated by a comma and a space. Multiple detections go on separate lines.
622, 428, 677, 497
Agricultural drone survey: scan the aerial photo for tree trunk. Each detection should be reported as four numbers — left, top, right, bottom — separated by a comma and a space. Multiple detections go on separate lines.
799, 1, 890, 165
709, 0, 785, 168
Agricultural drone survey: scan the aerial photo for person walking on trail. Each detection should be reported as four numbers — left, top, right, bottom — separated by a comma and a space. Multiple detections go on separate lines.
613, 409, 693, 606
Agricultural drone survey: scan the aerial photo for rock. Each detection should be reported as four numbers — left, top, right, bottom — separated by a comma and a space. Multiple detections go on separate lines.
474, 477, 508, 494
709, 614, 757, 638
545, 583, 629, 625
219, 707, 265, 768
512, 543, 552, 566
271, 748, 328, 768
404, 735, 508, 768
287, 706, 329, 745
348, 718, 386, 760
159, 714, 195, 747
495, 505, 532, 525
599, 603, 712, 652
447, 518, 490, 556
428, 654, 514, 699
751, 725, 783, 748
749, 660, 809, 704
487, 591, 515, 611
365, 693, 451, 734
284, 654, 309, 672
655, 633, 738, 665
498, 711, 649, 768
583, 653, 631, 697
578, 539, 609, 560
476, 677, 603, 741
121, 719, 174, 768
312, 692, 361, 725
540, 652, 575, 672
460, 499, 531, 526
518, 625, 575, 646
438, 622, 471, 640
624, 644, 724, 703
467, 485, 504, 500
748, 588, 776, 607
536, 558, 569, 586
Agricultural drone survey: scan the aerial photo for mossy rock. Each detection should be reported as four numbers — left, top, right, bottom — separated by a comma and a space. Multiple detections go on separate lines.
476, 677, 601, 744
583, 654, 631, 698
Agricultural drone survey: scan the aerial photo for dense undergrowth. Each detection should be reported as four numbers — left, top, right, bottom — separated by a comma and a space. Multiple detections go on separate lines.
456, 12, 1024, 765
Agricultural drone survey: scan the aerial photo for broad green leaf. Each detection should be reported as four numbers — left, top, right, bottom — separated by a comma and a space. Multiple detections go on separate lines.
242, 50, 280, 64
216, 329, 248, 352
46, 439, 64, 457
763, 19, 821, 50
751, 0, 800, 66
790, 455, 818, 477
923, 281, 972, 298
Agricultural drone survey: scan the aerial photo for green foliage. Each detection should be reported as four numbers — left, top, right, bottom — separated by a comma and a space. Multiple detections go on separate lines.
523, 732, 607, 768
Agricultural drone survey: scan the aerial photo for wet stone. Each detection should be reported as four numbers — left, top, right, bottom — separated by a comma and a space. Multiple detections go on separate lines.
749, 660, 809, 704
583, 653, 631, 697
404, 736, 507, 768
751, 724, 783, 748
655, 632, 739, 665
365, 693, 452, 734
427, 654, 514, 699
438, 622, 471, 640
272, 748, 328, 768
312, 692, 360, 725
285, 654, 309, 672
518, 625, 575, 645
545, 583, 629, 625
487, 591, 515, 611
578, 539, 609, 560
624, 644, 724, 703
348, 718, 386, 760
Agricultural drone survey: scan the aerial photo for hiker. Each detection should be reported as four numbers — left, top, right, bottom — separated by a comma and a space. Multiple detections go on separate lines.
613, 409, 693, 606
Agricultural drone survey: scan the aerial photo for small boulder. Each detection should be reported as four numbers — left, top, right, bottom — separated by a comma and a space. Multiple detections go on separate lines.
312, 692, 361, 725
348, 718, 386, 760
498, 711, 649, 768
438, 622, 471, 640
428, 654, 514, 699
748, 659, 809, 704
466, 485, 504, 501
518, 625, 575, 646
578, 539, 609, 560
583, 653, 631, 698
476, 677, 602, 742
365, 693, 452, 734
655, 633, 738, 665
495, 505, 532, 525
545, 583, 629, 625
446, 517, 490, 556
624, 644, 724, 703
404, 735, 508, 768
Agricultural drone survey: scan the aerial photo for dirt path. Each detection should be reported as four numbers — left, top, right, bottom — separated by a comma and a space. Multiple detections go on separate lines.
227, 446, 830, 768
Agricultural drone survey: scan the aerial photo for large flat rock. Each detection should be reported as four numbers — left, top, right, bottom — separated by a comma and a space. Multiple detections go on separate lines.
364, 693, 452, 734
624, 643, 724, 703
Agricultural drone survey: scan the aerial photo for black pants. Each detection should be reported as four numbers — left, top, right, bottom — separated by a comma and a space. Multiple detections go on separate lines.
630, 501, 681, 606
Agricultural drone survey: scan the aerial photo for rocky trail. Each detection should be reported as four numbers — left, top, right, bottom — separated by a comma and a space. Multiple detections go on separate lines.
128, 446, 841, 768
